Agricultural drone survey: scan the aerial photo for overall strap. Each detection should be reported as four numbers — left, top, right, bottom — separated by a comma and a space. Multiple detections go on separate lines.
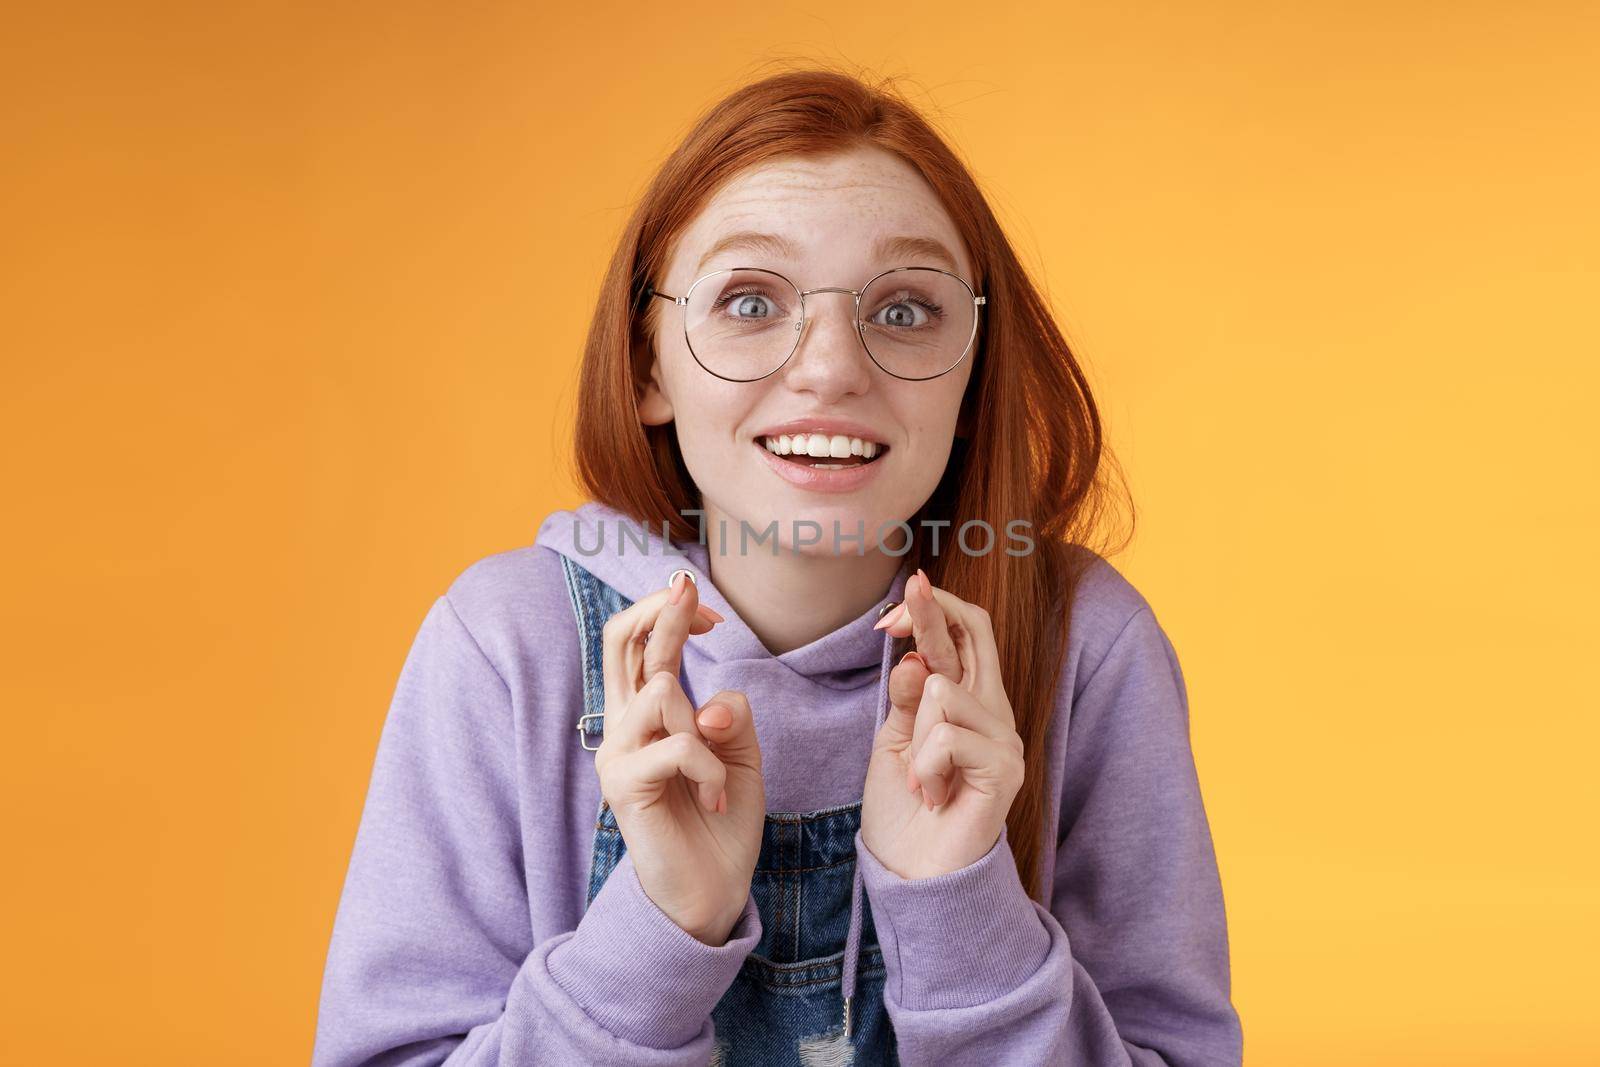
557, 553, 634, 752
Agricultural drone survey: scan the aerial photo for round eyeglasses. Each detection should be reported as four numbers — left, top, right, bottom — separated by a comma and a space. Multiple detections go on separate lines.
641, 266, 987, 383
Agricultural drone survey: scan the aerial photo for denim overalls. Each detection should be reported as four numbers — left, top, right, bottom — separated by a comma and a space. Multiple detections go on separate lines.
560, 554, 900, 1066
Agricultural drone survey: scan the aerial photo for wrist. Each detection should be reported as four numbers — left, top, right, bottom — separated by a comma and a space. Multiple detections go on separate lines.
685, 901, 747, 946
863, 825, 1005, 880
632, 869, 750, 947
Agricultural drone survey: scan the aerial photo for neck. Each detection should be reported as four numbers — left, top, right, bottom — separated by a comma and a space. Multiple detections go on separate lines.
699, 503, 905, 656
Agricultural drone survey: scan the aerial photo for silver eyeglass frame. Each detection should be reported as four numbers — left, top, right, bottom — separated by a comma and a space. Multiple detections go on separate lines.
641, 265, 988, 383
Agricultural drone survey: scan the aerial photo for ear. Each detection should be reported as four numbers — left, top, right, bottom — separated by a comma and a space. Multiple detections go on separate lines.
637, 349, 674, 426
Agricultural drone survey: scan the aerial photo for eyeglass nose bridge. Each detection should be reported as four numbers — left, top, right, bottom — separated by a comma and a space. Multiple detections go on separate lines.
790, 286, 870, 350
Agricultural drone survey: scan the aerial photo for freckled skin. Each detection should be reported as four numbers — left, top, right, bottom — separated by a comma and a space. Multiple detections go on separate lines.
639, 145, 977, 558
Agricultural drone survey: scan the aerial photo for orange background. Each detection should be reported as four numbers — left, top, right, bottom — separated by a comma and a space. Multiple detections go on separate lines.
3, 2, 1597, 1063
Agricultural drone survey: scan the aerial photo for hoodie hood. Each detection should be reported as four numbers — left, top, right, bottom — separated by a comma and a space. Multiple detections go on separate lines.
536, 500, 909, 689
536, 500, 908, 1035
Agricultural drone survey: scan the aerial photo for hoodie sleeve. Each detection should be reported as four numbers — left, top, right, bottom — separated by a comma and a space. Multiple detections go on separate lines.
312, 594, 762, 1067
855, 606, 1243, 1066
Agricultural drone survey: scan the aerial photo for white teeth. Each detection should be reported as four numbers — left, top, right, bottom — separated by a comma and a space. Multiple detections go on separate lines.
759, 432, 885, 460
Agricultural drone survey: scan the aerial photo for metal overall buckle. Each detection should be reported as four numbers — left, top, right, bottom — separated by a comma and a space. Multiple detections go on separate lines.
576, 712, 603, 752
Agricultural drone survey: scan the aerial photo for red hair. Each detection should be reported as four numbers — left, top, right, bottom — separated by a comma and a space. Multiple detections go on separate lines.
572, 65, 1133, 898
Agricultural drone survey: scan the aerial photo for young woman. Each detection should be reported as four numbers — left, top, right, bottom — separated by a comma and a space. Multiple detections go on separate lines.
314, 70, 1243, 1067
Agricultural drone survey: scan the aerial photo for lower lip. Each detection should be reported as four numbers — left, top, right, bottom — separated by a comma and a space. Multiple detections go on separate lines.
754, 442, 888, 494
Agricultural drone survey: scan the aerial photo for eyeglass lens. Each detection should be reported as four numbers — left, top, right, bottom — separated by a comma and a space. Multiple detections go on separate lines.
682, 268, 977, 381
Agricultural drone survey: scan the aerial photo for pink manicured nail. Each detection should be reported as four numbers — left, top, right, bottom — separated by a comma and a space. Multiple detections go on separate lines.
668, 572, 686, 605
697, 604, 725, 623
873, 603, 905, 630
697, 704, 733, 730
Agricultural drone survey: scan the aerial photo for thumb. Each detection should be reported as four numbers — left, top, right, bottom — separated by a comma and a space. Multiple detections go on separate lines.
881, 651, 930, 747
694, 690, 761, 769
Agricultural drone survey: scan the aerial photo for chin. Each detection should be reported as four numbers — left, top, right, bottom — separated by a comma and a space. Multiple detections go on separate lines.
738, 495, 915, 558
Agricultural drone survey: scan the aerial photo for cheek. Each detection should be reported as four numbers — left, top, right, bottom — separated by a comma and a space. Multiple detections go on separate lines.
898, 376, 972, 444
659, 356, 751, 462
891, 379, 971, 484
944, 365, 978, 422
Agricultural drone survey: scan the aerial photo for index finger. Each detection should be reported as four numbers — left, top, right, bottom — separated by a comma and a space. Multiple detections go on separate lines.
640, 569, 700, 681
877, 573, 1008, 721
903, 571, 964, 682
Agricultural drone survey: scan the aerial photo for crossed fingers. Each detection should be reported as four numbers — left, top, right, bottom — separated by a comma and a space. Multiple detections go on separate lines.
875, 568, 1020, 806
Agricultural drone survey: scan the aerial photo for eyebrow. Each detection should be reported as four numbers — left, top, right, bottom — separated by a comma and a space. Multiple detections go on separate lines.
695, 230, 962, 275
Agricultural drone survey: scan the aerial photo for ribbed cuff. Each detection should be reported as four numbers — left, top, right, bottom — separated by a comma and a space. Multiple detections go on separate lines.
856, 827, 1051, 1011
546, 851, 761, 1049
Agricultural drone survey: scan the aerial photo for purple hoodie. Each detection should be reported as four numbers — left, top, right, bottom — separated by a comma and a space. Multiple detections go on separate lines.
312, 501, 1243, 1065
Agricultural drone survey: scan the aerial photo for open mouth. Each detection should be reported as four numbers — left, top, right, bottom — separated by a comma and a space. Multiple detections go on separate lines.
756, 432, 890, 470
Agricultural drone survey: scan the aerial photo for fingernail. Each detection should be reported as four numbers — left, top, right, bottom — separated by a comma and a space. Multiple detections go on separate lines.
716, 790, 727, 814
668, 571, 686, 605
898, 650, 926, 670
873, 603, 904, 630
916, 569, 933, 599
697, 704, 733, 729
698, 604, 725, 623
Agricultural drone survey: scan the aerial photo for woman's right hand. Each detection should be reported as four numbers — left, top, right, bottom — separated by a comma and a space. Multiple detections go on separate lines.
593, 570, 765, 946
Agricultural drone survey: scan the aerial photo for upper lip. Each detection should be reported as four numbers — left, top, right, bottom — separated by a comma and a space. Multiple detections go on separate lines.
752, 417, 890, 447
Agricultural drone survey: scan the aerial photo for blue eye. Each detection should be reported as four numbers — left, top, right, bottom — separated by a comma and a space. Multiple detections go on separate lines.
870, 296, 944, 329
711, 287, 782, 320
733, 294, 772, 318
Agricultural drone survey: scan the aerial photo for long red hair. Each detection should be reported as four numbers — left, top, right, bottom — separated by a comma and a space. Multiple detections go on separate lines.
571, 65, 1133, 898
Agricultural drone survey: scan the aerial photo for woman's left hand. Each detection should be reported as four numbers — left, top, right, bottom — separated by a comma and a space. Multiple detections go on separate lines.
861, 568, 1025, 880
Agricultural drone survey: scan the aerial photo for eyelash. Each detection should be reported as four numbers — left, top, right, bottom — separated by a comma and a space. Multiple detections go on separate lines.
710, 285, 781, 313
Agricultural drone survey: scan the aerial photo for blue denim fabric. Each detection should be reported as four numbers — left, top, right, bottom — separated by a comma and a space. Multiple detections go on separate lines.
561, 554, 898, 1066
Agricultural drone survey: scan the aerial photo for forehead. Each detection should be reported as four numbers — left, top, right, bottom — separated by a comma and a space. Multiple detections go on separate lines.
670, 147, 972, 283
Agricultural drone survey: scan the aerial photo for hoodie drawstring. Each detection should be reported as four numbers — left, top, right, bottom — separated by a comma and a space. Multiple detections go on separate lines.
840, 605, 899, 1039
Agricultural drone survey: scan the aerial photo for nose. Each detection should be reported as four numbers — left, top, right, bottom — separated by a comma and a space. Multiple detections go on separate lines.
780, 290, 873, 400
